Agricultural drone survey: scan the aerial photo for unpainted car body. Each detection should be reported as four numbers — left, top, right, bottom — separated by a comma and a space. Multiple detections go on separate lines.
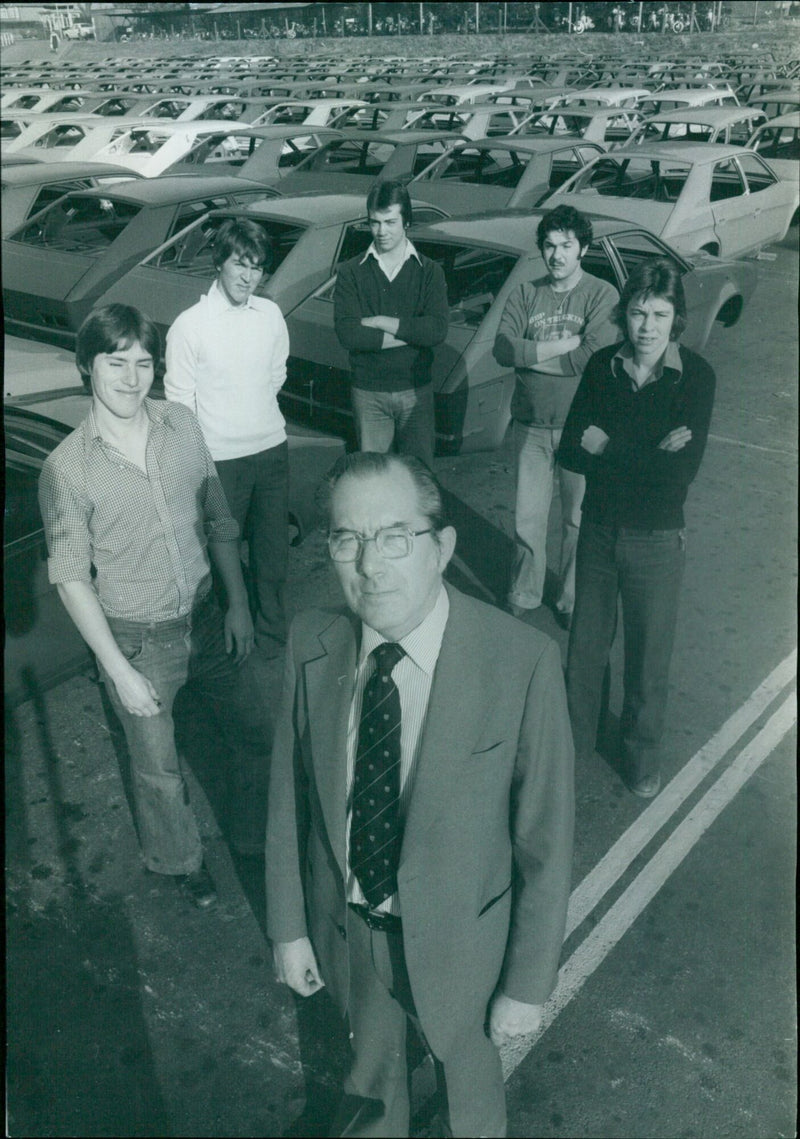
544, 143, 798, 258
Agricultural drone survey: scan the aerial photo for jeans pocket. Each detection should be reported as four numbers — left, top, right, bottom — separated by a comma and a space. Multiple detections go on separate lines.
116, 631, 145, 664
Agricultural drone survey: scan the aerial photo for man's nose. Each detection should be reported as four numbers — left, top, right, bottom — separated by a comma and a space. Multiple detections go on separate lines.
121, 365, 138, 386
356, 538, 384, 576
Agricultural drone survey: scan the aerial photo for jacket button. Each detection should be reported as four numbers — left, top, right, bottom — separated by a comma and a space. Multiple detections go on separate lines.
337, 924, 347, 940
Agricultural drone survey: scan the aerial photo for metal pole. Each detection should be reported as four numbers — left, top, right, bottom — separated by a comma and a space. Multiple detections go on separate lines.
419, 2, 424, 34
368, 3, 372, 35
475, 2, 480, 33
568, 1, 573, 32
638, 0, 643, 30
753, 0, 759, 24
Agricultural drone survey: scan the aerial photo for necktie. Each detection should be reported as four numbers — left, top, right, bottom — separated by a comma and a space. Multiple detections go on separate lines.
350, 642, 405, 908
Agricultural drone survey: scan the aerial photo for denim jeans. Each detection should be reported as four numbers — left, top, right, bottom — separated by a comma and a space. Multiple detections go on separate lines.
351, 385, 435, 469
216, 440, 289, 655
509, 423, 585, 614
566, 520, 686, 782
100, 591, 270, 875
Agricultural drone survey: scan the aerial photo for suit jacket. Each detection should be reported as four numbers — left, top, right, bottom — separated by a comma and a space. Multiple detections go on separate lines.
265, 584, 574, 1059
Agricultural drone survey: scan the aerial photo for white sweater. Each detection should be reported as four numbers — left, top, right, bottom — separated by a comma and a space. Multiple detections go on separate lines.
164, 280, 289, 461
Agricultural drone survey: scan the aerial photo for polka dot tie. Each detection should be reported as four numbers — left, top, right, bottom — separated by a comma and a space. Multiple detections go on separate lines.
350, 642, 405, 908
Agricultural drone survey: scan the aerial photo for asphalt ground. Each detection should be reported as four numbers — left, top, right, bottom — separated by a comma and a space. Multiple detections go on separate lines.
5, 242, 797, 1137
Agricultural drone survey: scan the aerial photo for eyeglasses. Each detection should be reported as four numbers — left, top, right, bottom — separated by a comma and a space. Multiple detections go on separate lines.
327, 526, 433, 563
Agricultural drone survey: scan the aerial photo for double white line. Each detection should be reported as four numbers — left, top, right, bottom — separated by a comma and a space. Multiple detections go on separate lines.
500, 649, 797, 1077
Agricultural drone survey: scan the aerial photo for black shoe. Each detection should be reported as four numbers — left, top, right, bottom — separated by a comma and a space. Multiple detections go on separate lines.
176, 863, 217, 909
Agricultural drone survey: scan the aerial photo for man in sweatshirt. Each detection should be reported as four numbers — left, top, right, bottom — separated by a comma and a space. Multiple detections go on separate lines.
333, 180, 448, 470
493, 205, 619, 627
165, 218, 290, 659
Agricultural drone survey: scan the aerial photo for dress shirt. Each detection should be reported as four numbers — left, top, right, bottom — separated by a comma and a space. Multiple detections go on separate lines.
164, 279, 289, 461
345, 585, 450, 915
39, 399, 238, 622
361, 236, 422, 282
612, 338, 683, 390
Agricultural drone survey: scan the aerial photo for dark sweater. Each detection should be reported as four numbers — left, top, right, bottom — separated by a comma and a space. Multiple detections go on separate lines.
333, 251, 448, 392
558, 342, 716, 530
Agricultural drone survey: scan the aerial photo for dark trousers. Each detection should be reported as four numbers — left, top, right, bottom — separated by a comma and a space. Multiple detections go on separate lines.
215, 441, 289, 655
566, 520, 685, 782
331, 911, 506, 1138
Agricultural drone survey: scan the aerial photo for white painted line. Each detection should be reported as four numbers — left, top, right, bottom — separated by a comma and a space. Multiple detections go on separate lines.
707, 433, 798, 458
500, 692, 797, 1079
566, 649, 796, 939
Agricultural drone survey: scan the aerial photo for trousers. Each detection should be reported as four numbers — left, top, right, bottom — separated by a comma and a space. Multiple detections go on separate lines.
215, 440, 289, 655
351, 385, 435, 469
101, 591, 270, 873
566, 520, 685, 782
509, 423, 585, 614
330, 910, 506, 1138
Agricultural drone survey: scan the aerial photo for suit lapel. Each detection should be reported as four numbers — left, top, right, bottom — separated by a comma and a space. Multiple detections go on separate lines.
305, 611, 358, 882
401, 588, 489, 864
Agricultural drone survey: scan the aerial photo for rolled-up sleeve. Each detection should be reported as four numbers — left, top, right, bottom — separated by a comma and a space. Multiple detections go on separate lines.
39, 458, 94, 585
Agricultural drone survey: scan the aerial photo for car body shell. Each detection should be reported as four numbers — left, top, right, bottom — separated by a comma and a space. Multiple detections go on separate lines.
639, 88, 741, 116
510, 107, 645, 148
3, 114, 168, 162
416, 83, 517, 107
159, 125, 342, 177
746, 112, 800, 192
398, 102, 529, 140
278, 211, 756, 455
543, 142, 798, 258
2, 175, 278, 342
746, 90, 800, 121
1, 160, 141, 236
4, 340, 344, 705
564, 87, 653, 110
408, 136, 606, 215
623, 106, 768, 149
270, 129, 468, 196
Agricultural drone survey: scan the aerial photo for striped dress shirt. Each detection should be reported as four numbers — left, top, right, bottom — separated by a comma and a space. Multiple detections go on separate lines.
345, 586, 450, 916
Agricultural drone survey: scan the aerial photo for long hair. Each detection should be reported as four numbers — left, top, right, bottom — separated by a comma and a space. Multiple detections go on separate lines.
613, 258, 688, 341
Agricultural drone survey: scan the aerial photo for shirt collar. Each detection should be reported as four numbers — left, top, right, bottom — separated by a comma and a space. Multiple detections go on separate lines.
359, 584, 449, 677
82, 397, 174, 454
361, 237, 421, 272
612, 339, 683, 388
206, 277, 259, 313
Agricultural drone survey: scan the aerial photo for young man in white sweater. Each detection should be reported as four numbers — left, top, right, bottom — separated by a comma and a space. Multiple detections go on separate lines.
165, 218, 290, 659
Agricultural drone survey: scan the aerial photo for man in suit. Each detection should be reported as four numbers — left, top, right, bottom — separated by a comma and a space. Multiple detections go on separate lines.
265, 452, 574, 1137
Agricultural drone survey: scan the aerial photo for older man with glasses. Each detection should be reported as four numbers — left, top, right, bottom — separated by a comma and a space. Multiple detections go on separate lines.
265, 451, 574, 1138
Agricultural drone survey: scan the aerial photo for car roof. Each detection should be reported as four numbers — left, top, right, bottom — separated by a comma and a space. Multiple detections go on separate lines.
448, 136, 601, 154
758, 111, 800, 127
0, 161, 142, 186
242, 192, 375, 225
642, 106, 765, 124
50, 174, 265, 205
410, 209, 626, 253
599, 142, 751, 163
330, 128, 464, 144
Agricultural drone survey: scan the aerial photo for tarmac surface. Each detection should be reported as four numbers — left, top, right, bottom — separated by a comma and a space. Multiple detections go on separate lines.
5, 228, 798, 1138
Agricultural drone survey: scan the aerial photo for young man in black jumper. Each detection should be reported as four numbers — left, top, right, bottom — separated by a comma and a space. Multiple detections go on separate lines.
333, 180, 448, 469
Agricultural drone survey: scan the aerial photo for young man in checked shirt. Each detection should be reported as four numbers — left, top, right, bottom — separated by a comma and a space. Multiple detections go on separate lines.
38, 304, 270, 908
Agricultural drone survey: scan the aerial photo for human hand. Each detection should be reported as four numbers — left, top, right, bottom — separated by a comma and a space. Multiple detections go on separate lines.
273, 937, 325, 997
225, 602, 254, 664
360, 315, 400, 335
113, 662, 162, 717
581, 425, 610, 455
657, 426, 692, 452
488, 994, 543, 1047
